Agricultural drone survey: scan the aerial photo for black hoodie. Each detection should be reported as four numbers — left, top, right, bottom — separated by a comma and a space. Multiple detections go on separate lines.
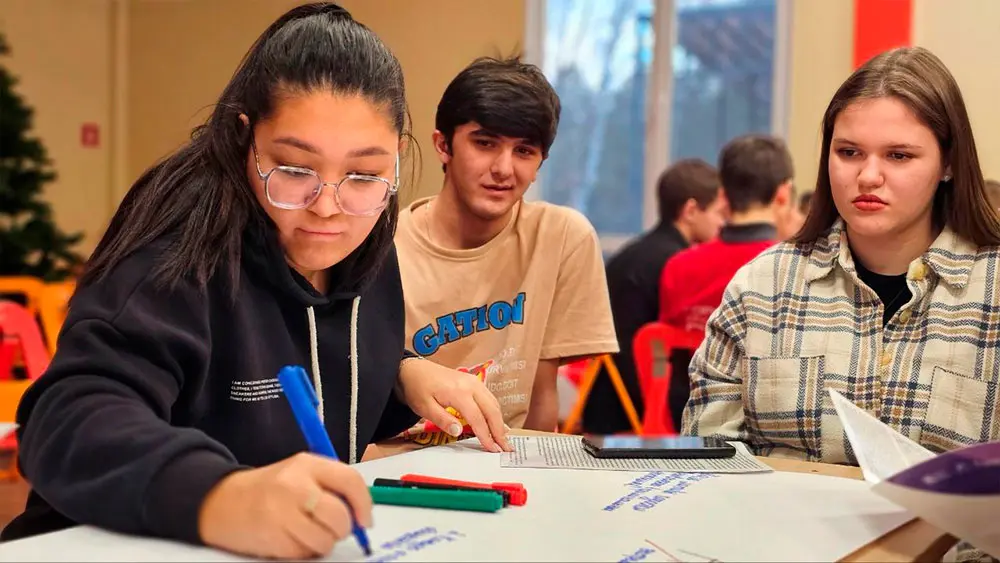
0, 222, 420, 545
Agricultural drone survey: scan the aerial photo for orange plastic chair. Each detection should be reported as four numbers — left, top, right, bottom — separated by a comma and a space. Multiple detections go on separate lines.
633, 322, 704, 436
0, 276, 45, 317
38, 281, 76, 354
0, 300, 49, 481
560, 354, 643, 435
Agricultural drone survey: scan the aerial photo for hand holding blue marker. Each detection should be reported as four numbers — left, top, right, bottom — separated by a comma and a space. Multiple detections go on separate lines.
277, 365, 373, 556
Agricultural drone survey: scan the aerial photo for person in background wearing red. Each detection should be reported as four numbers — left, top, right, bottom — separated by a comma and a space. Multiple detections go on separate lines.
656, 135, 795, 429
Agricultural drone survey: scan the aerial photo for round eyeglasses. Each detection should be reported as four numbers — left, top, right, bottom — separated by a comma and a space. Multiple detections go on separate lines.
252, 143, 398, 216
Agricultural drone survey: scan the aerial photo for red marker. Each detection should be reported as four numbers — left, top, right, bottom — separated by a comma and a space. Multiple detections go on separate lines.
399, 474, 527, 506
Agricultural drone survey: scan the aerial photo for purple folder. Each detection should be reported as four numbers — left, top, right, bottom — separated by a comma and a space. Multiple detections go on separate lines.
887, 442, 1000, 495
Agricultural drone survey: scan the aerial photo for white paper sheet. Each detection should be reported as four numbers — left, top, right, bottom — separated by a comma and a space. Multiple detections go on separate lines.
0, 522, 731, 563
830, 389, 1000, 558
500, 434, 773, 474
874, 480, 1000, 558
0, 437, 913, 562
828, 389, 934, 483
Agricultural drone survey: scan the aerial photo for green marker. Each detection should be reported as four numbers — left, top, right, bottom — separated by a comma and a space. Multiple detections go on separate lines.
370, 485, 504, 513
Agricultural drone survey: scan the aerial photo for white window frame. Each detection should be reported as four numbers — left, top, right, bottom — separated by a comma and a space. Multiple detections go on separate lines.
524, 0, 793, 254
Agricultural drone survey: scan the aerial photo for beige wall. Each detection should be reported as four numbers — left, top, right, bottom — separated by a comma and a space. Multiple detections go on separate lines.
0, 0, 114, 254
126, 0, 301, 189
0, 0, 522, 258
127, 0, 524, 203
786, 1, 854, 193
913, 0, 1000, 181
339, 0, 525, 200
787, 0, 1000, 191
5, 0, 1000, 256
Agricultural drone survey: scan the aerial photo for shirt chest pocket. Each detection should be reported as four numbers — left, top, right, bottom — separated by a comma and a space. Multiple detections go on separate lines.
743, 355, 826, 460
920, 366, 998, 452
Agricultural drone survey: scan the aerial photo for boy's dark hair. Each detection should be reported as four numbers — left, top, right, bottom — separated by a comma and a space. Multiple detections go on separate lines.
985, 179, 1000, 209
798, 191, 812, 214
718, 134, 794, 213
82, 2, 410, 296
657, 159, 720, 223
435, 56, 560, 165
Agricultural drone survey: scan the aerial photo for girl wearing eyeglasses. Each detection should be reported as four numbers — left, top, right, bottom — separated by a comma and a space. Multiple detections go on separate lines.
1, 3, 511, 560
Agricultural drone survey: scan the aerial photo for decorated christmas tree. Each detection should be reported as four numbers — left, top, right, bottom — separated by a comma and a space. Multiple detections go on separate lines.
0, 33, 83, 281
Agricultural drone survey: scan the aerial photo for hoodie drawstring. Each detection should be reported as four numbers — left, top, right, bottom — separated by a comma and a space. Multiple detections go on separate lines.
348, 296, 360, 464
306, 296, 361, 464
306, 306, 323, 421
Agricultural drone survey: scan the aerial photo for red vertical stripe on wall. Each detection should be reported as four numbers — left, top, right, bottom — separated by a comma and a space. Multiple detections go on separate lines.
853, 0, 913, 69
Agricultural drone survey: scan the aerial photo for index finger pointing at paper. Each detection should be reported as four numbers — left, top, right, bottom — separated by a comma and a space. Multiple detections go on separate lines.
474, 387, 512, 452
449, 394, 501, 453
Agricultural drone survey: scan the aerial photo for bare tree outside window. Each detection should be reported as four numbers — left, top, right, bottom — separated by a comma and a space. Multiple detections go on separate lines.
538, 0, 778, 243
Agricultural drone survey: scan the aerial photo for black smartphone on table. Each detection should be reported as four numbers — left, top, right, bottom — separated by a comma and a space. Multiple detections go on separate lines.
581, 435, 737, 459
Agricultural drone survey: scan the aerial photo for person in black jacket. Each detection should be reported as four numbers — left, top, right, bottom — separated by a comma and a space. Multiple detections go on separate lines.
0, 3, 510, 560
583, 159, 726, 434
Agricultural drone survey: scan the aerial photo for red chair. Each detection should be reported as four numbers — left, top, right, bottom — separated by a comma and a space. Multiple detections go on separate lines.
0, 300, 51, 481
0, 301, 51, 380
0, 328, 14, 381
562, 358, 588, 387
0, 379, 31, 480
0, 276, 44, 318
633, 322, 704, 436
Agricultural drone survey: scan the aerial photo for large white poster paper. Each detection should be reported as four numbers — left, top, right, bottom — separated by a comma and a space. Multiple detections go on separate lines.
0, 436, 913, 562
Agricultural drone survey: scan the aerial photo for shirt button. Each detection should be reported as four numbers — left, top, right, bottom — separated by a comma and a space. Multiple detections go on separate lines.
899, 310, 912, 323
881, 352, 892, 367
909, 262, 928, 281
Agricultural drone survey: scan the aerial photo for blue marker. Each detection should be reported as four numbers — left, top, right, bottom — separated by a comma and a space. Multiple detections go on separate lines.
278, 365, 372, 556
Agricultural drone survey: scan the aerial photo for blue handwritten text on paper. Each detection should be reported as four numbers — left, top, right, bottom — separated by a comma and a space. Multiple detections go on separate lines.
604, 472, 718, 512
368, 527, 465, 562
619, 546, 657, 562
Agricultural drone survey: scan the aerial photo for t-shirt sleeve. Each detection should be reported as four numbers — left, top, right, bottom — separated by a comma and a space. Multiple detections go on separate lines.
539, 211, 620, 360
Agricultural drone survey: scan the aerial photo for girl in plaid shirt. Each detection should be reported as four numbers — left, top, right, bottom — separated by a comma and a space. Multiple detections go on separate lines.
684, 45, 1000, 561
683, 44, 1000, 562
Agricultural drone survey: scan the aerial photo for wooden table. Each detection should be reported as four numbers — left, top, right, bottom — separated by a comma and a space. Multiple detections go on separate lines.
369, 431, 957, 563
762, 456, 955, 562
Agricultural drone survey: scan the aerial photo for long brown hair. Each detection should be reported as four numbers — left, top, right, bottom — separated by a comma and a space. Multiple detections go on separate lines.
795, 46, 1000, 247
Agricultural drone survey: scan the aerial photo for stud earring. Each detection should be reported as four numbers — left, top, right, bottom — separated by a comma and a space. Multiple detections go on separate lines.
942, 175, 952, 182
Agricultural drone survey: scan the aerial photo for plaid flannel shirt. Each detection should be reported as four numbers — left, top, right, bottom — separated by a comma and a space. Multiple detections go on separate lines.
682, 220, 1000, 562
682, 219, 1000, 461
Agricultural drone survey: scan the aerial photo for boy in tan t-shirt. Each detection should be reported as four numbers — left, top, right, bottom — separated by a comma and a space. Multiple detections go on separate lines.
395, 56, 618, 444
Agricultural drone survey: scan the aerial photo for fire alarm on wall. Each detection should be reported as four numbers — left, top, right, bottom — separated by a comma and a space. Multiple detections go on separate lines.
80, 123, 100, 148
